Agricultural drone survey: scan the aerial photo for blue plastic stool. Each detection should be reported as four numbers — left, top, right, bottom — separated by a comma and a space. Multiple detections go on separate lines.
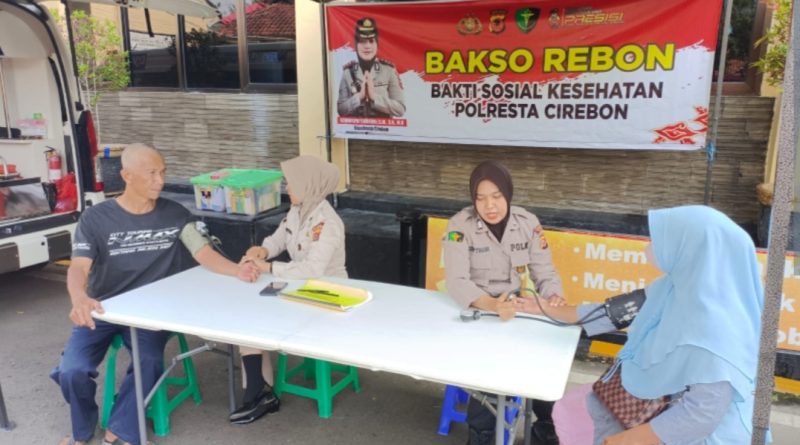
437, 384, 469, 434
437, 384, 522, 445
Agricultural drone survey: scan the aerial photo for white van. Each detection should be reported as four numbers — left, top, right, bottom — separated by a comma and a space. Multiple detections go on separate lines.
0, 0, 217, 273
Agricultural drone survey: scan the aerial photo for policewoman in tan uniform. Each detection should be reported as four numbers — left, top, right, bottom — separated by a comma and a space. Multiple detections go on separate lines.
443, 161, 563, 445
337, 17, 406, 118
228, 156, 347, 425
248, 156, 346, 279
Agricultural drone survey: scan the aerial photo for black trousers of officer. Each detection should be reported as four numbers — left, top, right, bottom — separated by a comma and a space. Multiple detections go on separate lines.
466, 396, 554, 445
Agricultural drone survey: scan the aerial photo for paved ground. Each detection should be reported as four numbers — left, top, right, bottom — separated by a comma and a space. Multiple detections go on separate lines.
1, 265, 797, 444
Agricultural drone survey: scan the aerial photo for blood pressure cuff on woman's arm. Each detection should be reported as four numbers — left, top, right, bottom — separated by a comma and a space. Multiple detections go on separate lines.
604, 288, 647, 330
180, 221, 211, 256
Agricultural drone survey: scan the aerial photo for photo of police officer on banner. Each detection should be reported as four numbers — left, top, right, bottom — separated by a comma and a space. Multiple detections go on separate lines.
337, 17, 406, 118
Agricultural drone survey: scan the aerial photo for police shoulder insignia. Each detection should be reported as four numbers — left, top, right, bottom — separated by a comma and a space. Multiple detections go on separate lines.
378, 58, 395, 68
311, 222, 325, 241
446, 231, 464, 242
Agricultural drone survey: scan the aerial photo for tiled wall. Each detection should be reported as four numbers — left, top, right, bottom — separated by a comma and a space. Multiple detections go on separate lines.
97, 91, 300, 178
348, 96, 774, 224
98, 91, 773, 225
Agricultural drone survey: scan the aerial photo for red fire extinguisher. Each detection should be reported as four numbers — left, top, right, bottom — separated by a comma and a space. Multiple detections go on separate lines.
45, 147, 62, 182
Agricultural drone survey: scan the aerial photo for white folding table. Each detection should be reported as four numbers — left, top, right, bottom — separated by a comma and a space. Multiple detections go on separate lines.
94, 266, 581, 444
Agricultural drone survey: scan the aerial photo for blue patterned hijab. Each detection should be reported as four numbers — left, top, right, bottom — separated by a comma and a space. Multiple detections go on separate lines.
618, 205, 763, 438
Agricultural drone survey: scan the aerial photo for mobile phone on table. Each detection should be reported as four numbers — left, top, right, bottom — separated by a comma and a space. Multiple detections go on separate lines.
259, 281, 288, 296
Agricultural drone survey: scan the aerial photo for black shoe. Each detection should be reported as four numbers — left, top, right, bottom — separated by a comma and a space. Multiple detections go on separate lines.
229, 387, 280, 424
531, 420, 559, 445
466, 427, 495, 445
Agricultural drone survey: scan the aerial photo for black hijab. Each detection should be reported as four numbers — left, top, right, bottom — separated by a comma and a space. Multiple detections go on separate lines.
469, 161, 513, 242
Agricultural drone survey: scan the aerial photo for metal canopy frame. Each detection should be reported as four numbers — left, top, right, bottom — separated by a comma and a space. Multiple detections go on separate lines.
753, 1, 799, 443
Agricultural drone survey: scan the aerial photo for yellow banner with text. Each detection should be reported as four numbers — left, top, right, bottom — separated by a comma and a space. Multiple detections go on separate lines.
425, 216, 800, 352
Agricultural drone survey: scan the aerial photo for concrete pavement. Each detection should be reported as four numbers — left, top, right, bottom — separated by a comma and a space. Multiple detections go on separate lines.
1, 266, 797, 444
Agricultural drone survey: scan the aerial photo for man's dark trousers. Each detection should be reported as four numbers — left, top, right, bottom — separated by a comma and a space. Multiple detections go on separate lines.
51, 319, 169, 444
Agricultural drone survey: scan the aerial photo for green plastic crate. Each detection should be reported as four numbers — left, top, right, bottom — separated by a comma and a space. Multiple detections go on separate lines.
189, 168, 247, 212
222, 169, 283, 215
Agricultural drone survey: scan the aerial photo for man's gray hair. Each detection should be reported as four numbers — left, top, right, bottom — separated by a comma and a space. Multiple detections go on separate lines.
121, 143, 161, 169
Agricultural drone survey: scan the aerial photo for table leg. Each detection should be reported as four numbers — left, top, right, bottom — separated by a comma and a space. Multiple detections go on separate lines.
130, 327, 148, 445
227, 344, 236, 413
523, 398, 532, 445
495, 394, 506, 445
0, 380, 14, 431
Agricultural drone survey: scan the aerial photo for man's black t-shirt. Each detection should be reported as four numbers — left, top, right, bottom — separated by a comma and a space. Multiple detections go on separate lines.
72, 198, 195, 301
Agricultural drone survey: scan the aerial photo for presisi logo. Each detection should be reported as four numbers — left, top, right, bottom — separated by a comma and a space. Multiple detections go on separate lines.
548, 8, 562, 28
552, 8, 625, 28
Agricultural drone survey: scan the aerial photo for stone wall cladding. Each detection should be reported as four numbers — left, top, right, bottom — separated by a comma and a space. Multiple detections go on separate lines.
348, 96, 774, 224
97, 91, 300, 178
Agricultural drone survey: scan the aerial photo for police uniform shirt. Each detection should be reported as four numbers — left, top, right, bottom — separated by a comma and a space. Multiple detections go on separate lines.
337, 58, 406, 118
443, 206, 564, 308
261, 200, 347, 279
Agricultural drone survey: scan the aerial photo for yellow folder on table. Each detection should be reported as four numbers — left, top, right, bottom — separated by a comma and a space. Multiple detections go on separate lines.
280, 279, 372, 312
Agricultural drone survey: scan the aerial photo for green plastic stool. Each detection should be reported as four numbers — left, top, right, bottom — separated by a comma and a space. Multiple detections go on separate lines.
100, 332, 202, 437
274, 353, 360, 418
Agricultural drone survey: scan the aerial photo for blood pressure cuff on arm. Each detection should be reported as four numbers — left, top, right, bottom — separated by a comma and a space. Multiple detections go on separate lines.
604, 288, 647, 330
180, 221, 211, 256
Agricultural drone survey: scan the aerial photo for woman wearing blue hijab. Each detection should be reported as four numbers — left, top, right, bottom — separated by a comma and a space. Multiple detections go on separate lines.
517, 205, 763, 444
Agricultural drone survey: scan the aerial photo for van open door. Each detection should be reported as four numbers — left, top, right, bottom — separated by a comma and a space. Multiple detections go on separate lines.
52, 0, 220, 194
0, 0, 216, 274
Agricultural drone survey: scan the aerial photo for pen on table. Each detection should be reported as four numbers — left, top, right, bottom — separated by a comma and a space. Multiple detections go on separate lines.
301, 289, 340, 297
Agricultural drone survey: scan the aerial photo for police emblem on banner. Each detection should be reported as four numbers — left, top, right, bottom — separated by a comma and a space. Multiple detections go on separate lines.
457, 14, 482, 35
515, 7, 540, 33
489, 9, 507, 34
548, 8, 562, 28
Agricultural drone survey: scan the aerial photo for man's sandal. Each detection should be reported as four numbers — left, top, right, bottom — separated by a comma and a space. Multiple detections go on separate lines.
101, 438, 154, 445
58, 435, 89, 445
